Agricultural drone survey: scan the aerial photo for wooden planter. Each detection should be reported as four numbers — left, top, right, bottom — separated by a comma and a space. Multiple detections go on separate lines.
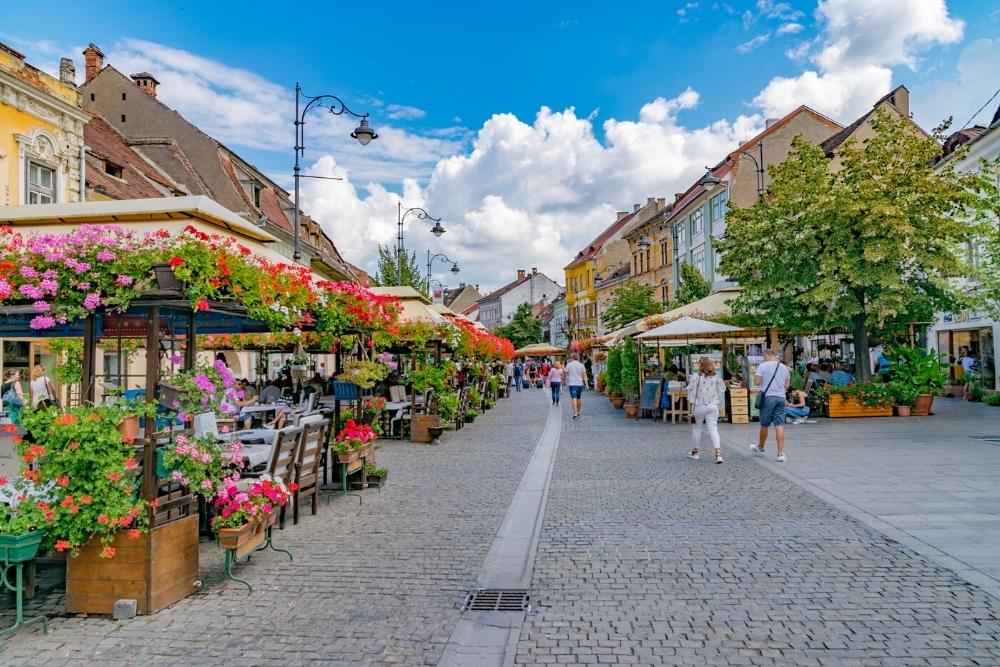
826, 395, 893, 418
410, 414, 440, 443
623, 403, 639, 418
911, 393, 934, 417
66, 514, 199, 615
217, 515, 269, 559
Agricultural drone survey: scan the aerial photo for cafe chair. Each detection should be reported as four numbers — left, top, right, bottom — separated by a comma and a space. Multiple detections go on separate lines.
291, 421, 327, 526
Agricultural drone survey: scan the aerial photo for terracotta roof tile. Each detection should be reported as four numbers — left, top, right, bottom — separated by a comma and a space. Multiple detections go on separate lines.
565, 209, 641, 269
83, 114, 179, 200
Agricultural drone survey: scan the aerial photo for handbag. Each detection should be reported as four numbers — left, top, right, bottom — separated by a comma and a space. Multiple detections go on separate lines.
754, 363, 780, 410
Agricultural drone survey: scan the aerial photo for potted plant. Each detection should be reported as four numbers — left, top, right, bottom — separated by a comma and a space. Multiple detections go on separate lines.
364, 463, 388, 487
969, 381, 984, 403
985, 392, 1000, 407
212, 474, 293, 554
332, 419, 377, 463
340, 359, 391, 389
621, 338, 641, 418
595, 371, 606, 394
889, 381, 918, 417
888, 346, 948, 416
464, 408, 478, 424
606, 345, 625, 409
814, 383, 894, 418
436, 391, 460, 424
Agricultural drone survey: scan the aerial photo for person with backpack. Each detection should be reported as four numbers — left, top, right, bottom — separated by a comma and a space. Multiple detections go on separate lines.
512, 359, 524, 393
526, 359, 538, 387
2, 369, 26, 426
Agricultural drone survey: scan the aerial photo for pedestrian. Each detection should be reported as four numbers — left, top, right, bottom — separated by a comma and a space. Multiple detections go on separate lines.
527, 359, 538, 387
512, 358, 524, 392
1, 369, 25, 426
318, 363, 327, 380
540, 359, 551, 381
29, 364, 57, 409
750, 349, 791, 462
686, 356, 727, 464
565, 353, 588, 419
547, 361, 564, 406
584, 357, 593, 389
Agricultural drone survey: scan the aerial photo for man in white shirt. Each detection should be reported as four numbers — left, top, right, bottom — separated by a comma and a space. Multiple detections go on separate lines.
750, 349, 791, 462
565, 353, 588, 419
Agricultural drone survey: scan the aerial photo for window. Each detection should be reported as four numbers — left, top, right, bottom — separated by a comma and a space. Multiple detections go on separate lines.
693, 249, 705, 276
27, 161, 56, 204
645, 249, 651, 272
104, 161, 123, 178
711, 189, 729, 233
660, 240, 669, 267
121, 114, 126, 123
661, 283, 670, 303
250, 182, 262, 208
691, 208, 704, 238
122, 92, 127, 101
676, 222, 686, 254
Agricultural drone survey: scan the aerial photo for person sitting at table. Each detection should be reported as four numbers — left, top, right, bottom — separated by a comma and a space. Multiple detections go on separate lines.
785, 388, 811, 424
828, 364, 855, 387
307, 373, 325, 398
260, 380, 282, 404
234, 380, 261, 429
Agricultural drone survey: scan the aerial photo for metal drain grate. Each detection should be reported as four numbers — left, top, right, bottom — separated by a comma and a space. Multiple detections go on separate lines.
463, 588, 530, 612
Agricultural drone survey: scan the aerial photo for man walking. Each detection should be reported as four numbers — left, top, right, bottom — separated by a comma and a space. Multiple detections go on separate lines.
751, 349, 790, 461
512, 358, 524, 392
565, 353, 588, 419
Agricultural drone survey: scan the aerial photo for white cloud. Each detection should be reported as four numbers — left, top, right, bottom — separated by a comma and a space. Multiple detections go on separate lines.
386, 104, 427, 120
911, 37, 1000, 130
777, 22, 804, 35
737, 33, 772, 54
757, 0, 804, 20
754, 0, 964, 121
677, 2, 699, 18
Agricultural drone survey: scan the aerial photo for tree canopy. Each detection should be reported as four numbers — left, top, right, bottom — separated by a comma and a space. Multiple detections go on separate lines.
716, 109, 986, 382
369, 244, 428, 298
676, 262, 712, 306
495, 302, 543, 350
601, 281, 661, 331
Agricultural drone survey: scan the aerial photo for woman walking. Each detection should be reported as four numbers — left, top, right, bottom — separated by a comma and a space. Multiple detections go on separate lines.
686, 357, 727, 464
30, 364, 56, 408
547, 361, 564, 406
2, 369, 26, 426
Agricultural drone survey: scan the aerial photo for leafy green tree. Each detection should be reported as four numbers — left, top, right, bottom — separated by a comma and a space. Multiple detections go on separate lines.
369, 244, 428, 298
602, 281, 661, 331
676, 262, 712, 306
495, 302, 542, 350
717, 109, 983, 383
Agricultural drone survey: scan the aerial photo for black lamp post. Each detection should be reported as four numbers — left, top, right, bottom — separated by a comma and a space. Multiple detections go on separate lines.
397, 204, 444, 285
426, 251, 459, 294
292, 83, 377, 261
700, 141, 765, 197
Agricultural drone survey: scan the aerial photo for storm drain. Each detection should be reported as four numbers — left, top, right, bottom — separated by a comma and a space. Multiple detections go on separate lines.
463, 588, 530, 612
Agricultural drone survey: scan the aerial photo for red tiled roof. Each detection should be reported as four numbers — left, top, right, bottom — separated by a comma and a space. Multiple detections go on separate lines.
565, 209, 641, 269
83, 113, 179, 200
258, 186, 293, 234
479, 275, 531, 302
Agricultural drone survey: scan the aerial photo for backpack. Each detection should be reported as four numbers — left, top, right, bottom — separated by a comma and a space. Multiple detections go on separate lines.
513, 363, 523, 375
527, 361, 537, 373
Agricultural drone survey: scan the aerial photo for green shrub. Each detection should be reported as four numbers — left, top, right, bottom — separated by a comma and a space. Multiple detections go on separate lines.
606, 346, 623, 396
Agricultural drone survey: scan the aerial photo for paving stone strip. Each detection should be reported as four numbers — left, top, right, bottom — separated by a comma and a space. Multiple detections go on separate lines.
0, 392, 551, 666
438, 404, 563, 666
517, 396, 1000, 666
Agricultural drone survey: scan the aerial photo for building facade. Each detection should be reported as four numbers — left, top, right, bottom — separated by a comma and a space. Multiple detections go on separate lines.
478, 268, 562, 331
0, 43, 88, 207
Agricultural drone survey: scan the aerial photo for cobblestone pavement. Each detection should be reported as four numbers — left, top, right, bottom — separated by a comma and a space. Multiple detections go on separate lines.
517, 394, 1000, 666
0, 392, 549, 666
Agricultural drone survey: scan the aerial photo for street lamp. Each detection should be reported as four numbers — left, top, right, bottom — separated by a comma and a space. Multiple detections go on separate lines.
397, 204, 444, 284
700, 141, 766, 197
426, 251, 459, 294
292, 83, 377, 261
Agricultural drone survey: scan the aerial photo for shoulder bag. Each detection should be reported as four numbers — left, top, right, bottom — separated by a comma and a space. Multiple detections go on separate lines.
2, 385, 24, 408
754, 363, 780, 410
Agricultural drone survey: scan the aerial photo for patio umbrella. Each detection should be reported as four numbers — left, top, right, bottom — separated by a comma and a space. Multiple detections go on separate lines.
514, 343, 568, 357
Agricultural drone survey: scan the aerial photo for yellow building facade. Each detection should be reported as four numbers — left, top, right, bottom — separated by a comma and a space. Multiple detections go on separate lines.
0, 43, 88, 207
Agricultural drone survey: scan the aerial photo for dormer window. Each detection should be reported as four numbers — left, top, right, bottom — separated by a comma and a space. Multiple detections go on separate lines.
104, 161, 123, 179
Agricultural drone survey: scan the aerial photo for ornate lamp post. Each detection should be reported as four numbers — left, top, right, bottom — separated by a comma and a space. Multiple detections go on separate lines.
292, 83, 377, 261
699, 140, 765, 197
426, 251, 459, 294
397, 204, 444, 284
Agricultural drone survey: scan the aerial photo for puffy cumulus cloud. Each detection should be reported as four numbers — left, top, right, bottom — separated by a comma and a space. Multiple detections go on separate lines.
754, 0, 964, 121
911, 38, 1000, 130
776, 22, 804, 35
303, 92, 763, 291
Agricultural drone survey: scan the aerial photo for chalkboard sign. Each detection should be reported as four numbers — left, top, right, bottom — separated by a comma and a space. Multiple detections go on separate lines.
640, 379, 662, 411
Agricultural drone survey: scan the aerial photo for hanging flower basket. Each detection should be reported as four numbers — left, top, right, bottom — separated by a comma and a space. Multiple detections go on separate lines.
0, 530, 45, 564
151, 263, 183, 291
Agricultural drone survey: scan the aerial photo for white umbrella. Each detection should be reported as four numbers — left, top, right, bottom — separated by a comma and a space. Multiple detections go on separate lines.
636, 316, 746, 340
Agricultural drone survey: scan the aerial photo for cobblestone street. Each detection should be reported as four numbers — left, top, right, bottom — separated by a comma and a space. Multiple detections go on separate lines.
3, 389, 1000, 665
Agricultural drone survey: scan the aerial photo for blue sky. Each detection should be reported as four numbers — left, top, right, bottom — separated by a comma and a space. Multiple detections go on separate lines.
2, 0, 999, 291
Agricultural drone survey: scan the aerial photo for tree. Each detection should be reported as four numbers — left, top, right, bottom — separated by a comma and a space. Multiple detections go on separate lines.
495, 302, 542, 350
601, 281, 661, 331
676, 261, 712, 306
717, 109, 983, 383
369, 244, 428, 298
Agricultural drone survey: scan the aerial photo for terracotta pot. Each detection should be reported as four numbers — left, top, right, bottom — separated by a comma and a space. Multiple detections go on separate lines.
623, 403, 639, 418
911, 393, 934, 416
336, 448, 362, 464
118, 415, 140, 441
610, 397, 625, 409
895, 406, 911, 417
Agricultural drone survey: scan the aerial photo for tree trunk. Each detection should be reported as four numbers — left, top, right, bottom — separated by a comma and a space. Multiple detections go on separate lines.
852, 312, 871, 384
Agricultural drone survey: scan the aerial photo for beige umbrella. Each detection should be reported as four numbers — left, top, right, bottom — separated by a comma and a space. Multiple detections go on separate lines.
514, 343, 569, 357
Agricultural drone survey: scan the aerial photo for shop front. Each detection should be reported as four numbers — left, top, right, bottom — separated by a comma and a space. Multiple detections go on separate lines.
929, 309, 998, 390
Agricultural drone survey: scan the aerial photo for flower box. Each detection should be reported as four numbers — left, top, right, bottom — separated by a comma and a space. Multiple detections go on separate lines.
217, 516, 268, 559
826, 395, 893, 418
336, 448, 363, 464
0, 530, 44, 564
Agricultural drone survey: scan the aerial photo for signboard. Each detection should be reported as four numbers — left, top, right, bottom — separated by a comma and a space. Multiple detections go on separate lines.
639, 379, 662, 411
432, 287, 445, 305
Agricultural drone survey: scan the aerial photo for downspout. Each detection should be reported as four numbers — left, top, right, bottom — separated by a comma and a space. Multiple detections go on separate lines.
79, 144, 91, 202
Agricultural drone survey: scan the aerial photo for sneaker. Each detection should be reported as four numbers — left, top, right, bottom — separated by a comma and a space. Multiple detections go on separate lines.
572, 413, 578, 419
750, 444, 764, 456
793, 417, 807, 424
776, 453, 786, 462
715, 453, 724, 464
688, 451, 700, 460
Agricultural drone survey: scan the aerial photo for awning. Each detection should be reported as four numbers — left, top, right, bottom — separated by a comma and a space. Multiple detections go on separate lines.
369, 286, 446, 324
637, 316, 748, 341
654, 287, 739, 321
514, 343, 569, 357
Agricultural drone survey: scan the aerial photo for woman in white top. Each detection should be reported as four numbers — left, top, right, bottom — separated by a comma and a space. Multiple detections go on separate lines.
686, 356, 727, 464
30, 365, 56, 409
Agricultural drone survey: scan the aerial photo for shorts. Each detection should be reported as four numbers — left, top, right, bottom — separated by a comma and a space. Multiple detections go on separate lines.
568, 385, 583, 399
759, 395, 786, 427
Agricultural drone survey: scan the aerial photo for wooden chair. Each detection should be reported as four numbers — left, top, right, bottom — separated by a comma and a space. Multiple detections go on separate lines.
455, 387, 469, 430
292, 421, 327, 526
266, 426, 302, 529
389, 385, 407, 403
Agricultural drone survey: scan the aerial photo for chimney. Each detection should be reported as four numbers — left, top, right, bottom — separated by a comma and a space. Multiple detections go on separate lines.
59, 58, 76, 86
459, 282, 466, 288
82, 43, 104, 83
765, 117, 779, 128
633, 203, 641, 212
517, 269, 526, 281
647, 197, 656, 207
674, 193, 684, 203
532, 267, 538, 275
130, 72, 160, 98
886, 86, 909, 118
616, 211, 628, 220
656, 197, 666, 209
